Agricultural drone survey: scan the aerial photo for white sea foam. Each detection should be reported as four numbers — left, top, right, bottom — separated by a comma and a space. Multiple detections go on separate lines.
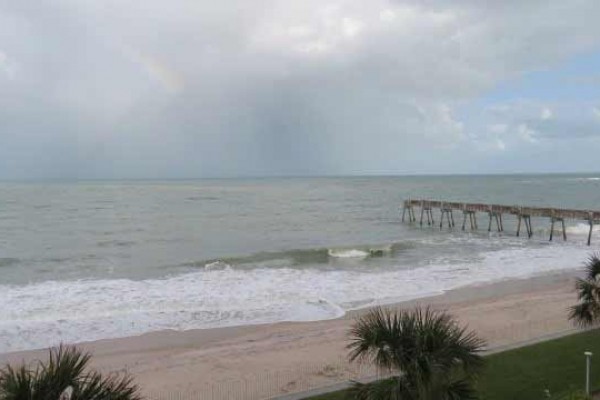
327, 249, 369, 258
0, 243, 588, 354
568, 177, 600, 182
566, 223, 600, 235
204, 260, 231, 271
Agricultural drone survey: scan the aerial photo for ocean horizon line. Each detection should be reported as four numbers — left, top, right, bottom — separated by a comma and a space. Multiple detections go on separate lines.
2, 170, 600, 183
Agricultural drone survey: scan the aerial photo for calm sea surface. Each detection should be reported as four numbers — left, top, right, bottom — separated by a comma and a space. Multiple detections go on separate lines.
1, 174, 599, 352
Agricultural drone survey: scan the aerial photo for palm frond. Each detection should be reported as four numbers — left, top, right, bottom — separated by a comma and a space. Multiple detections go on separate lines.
437, 376, 479, 400
575, 278, 597, 301
33, 345, 91, 398
72, 372, 141, 400
585, 254, 600, 281
348, 307, 400, 370
0, 345, 140, 400
0, 364, 35, 400
348, 306, 484, 399
350, 376, 411, 400
569, 302, 600, 327
570, 255, 600, 327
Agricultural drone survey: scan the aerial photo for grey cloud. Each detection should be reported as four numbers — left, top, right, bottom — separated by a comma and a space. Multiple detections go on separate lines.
1, 0, 600, 178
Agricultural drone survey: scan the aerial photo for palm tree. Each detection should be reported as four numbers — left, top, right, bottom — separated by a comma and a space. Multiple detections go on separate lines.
570, 254, 600, 327
347, 306, 485, 400
0, 345, 141, 400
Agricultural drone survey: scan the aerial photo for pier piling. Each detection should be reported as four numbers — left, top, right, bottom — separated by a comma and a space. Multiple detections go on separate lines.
525, 215, 533, 238
550, 217, 567, 242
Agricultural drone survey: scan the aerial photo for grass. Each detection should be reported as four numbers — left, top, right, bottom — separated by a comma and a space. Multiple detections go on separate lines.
305, 329, 600, 400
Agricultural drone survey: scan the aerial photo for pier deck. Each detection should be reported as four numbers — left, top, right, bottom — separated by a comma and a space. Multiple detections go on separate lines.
401, 199, 600, 245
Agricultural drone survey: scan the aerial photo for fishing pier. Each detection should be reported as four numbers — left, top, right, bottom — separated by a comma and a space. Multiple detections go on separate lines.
401, 199, 600, 245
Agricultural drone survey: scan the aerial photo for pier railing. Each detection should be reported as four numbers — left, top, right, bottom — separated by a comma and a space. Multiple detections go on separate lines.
401, 199, 600, 245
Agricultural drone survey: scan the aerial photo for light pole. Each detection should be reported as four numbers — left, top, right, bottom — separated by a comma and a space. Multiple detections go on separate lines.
585, 351, 593, 396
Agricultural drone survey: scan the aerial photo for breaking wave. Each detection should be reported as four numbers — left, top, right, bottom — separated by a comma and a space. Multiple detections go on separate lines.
189, 242, 409, 271
0, 241, 588, 354
566, 223, 600, 235
327, 249, 369, 258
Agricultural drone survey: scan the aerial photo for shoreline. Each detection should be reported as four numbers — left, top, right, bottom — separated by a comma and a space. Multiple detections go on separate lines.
0, 269, 584, 399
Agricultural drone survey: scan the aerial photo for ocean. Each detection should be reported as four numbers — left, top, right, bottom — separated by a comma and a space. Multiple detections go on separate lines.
1, 174, 599, 353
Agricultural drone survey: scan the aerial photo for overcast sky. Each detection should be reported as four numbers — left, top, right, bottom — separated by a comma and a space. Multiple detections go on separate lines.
1, 0, 600, 179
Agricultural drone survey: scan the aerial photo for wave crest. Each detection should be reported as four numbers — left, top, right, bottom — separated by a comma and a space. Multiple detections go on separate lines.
566, 223, 600, 235
204, 260, 231, 271
327, 249, 369, 258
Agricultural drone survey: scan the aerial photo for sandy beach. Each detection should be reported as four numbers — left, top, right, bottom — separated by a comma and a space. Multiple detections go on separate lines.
0, 270, 584, 399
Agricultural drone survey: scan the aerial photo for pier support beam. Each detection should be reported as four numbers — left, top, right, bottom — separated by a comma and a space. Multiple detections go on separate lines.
439, 208, 454, 229
402, 204, 417, 223
419, 204, 434, 227
550, 218, 567, 241
440, 208, 454, 229
488, 212, 504, 232
520, 215, 532, 238
462, 211, 477, 231
588, 220, 594, 246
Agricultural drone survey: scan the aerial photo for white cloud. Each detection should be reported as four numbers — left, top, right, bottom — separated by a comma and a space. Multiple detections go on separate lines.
414, 102, 465, 146
489, 124, 508, 134
0, 50, 16, 80
518, 124, 538, 143
472, 100, 600, 147
287, 25, 313, 38
495, 139, 506, 150
379, 9, 396, 22
341, 17, 364, 38
593, 107, 600, 120
541, 107, 553, 120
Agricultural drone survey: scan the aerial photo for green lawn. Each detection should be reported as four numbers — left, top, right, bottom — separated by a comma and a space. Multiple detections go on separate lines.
305, 329, 600, 400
